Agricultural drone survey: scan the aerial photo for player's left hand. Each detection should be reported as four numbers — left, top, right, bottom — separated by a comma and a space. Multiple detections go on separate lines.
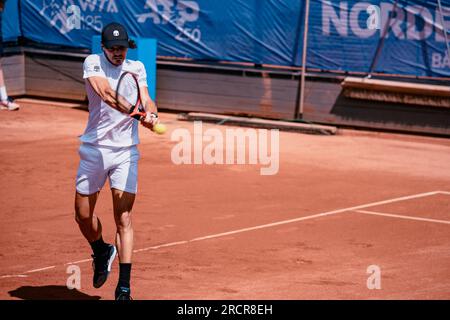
140, 111, 159, 129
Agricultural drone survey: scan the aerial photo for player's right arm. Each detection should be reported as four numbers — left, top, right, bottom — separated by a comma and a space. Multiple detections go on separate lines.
86, 76, 129, 113
83, 55, 130, 114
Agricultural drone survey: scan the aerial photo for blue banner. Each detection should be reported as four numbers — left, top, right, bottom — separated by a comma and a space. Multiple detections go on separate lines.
7, 0, 450, 77
308, 0, 450, 77
2, 0, 20, 42
19, 0, 301, 66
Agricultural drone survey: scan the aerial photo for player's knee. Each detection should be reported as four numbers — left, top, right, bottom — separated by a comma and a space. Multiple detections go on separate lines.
74, 210, 90, 225
74, 212, 83, 224
115, 212, 132, 231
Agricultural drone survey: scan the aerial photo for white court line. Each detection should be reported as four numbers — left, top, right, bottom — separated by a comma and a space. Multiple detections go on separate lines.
65, 259, 92, 265
0, 190, 444, 279
120, 191, 443, 254
0, 275, 28, 279
437, 191, 450, 195
133, 241, 189, 253
24, 266, 56, 274
355, 210, 450, 225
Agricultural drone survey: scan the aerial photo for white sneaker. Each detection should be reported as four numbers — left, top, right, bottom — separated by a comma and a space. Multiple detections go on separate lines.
0, 98, 20, 111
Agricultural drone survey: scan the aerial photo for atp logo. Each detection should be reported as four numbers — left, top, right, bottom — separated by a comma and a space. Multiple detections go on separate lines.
39, 0, 118, 34
136, 0, 201, 43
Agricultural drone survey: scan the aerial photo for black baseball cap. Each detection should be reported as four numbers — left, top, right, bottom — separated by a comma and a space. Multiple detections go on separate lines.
101, 22, 129, 49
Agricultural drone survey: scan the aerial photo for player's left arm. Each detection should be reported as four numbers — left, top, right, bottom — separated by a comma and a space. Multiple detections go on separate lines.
140, 85, 158, 115
139, 87, 159, 129
136, 61, 159, 128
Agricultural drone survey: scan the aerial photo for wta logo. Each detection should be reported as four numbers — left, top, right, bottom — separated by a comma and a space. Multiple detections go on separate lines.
39, 0, 118, 34
136, 0, 202, 43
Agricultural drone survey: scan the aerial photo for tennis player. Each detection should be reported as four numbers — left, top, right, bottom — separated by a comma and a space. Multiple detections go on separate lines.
74, 22, 158, 300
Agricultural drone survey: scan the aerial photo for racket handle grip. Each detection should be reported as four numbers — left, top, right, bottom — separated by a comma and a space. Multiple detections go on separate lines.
129, 104, 145, 120
131, 114, 143, 120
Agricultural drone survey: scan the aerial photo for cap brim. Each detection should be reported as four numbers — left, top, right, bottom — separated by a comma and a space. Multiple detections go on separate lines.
103, 39, 129, 49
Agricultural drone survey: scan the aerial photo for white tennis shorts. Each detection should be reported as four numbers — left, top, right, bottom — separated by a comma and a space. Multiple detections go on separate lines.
76, 143, 140, 195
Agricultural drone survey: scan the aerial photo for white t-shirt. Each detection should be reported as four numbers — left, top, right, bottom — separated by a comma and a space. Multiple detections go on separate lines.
81, 53, 148, 147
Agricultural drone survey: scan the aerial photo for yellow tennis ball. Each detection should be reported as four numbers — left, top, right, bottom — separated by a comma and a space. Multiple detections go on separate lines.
153, 123, 167, 134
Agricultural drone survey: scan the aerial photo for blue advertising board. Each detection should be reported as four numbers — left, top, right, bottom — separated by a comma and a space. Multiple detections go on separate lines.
2, 0, 450, 77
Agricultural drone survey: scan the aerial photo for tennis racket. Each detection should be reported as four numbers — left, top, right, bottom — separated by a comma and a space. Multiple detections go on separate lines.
115, 71, 147, 121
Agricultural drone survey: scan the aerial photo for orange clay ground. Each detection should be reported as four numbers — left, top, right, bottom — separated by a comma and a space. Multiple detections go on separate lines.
0, 99, 449, 300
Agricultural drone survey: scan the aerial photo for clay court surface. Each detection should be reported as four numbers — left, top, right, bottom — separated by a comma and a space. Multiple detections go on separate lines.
1, 99, 450, 300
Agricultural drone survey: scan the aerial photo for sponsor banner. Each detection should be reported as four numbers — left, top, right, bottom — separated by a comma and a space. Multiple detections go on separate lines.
18, 0, 300, 67
5, 0, 450, 77
308, 0, 450, 76
2, 0, 20, 42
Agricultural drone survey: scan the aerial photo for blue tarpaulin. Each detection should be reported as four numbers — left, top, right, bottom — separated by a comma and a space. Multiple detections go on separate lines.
2, 0, 20, 41
2, 0, 450, 77
308, 0, 450, 77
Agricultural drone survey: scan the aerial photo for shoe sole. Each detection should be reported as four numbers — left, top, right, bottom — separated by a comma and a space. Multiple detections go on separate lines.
93, 246, 117, 288
0, 106, 19, 111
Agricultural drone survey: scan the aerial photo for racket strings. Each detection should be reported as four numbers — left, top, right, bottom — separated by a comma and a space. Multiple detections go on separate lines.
116, 73, 139, 113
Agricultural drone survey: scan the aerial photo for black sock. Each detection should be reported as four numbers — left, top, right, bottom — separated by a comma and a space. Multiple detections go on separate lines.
117, 263, 132, 289
89, 236, 108, 255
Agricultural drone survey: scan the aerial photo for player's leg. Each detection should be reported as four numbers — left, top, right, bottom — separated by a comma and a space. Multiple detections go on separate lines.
108, 145, 139, 300
75, 144, 116, 289
112, 189, 135, 263
75, 143, 108, 238
74, 191, 101, 242
112, 188, 135, 300
0, 59, 19, 111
